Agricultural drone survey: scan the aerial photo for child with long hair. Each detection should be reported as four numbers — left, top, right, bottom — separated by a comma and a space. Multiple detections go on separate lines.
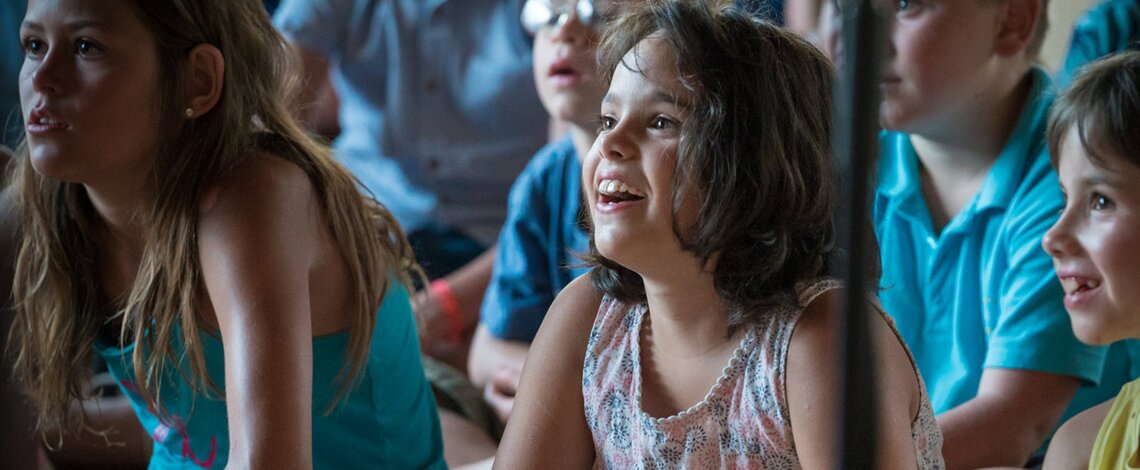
9, 0, 444, 467
1041, 51, 1140, 470
495, 1, 943, 467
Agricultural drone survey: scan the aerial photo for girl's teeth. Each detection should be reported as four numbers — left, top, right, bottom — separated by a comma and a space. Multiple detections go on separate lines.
1061, 278, 1102, 295
1061, 278, 1079, 294
597, 179, 647, 197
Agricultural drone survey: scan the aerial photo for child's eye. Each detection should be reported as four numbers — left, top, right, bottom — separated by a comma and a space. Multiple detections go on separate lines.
75, 38, 105, 58
23, 37, 45, 58
598, 115, 616, 132
651, 116, 676, 130
894, 0, 921, 14
1092, 193, 1114, 211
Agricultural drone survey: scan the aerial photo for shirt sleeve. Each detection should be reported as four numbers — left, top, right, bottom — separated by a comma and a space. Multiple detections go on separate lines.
1057, 2, 1140, 87
480, 147, 561, 343
984, 156, 1108, 384
273, 0, 358, 57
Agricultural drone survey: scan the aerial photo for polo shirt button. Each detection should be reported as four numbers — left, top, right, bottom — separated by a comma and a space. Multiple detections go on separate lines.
425, 79, 441, 93
926, 236, 937, 249
427, 158, 441, 172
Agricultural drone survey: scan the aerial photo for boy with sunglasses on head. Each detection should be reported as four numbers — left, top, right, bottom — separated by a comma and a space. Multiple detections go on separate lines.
469, 0, 613, 425
872, 0, 1133, 467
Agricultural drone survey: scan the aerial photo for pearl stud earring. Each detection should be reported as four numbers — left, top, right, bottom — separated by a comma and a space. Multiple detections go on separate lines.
184, 107, 194, 118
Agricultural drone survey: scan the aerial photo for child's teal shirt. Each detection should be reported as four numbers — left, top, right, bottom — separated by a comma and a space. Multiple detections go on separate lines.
95, 281, 446, 469
873, 67, 1133, 426
1057, 0, 1140, 87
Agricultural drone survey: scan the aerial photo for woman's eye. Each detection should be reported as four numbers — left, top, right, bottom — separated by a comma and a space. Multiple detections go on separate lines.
898, 0, 909, 10
23, 38, 45, 58
76, 39, 104, 58
651, 116, 675, 130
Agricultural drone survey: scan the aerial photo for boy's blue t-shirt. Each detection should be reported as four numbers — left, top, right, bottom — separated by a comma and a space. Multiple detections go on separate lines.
1057, 0, 1140, 87
481, 135, 590, 342
873, 67, 1133, 425
95, 282, 446, 469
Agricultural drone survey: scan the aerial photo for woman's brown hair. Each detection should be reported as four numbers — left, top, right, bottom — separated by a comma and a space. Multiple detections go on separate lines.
585, 0, 840, 332
8, 0, 421, 434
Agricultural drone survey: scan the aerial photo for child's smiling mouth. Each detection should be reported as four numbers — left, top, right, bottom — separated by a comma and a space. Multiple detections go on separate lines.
597, 178, 646, 205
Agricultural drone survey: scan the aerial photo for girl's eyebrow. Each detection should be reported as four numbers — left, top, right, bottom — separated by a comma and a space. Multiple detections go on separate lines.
600, 91, 689, 107
1080, 175, 1109, 187
651, 91, 686, 107
22, 19, 111, 32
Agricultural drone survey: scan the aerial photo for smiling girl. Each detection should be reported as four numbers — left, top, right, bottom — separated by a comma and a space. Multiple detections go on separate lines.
1041, 50, 1140, 470
9, 0, 444, 468
494, 1, 944, 468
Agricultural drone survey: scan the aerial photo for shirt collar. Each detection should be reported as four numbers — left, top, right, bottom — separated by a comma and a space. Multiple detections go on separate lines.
974, 67, 1055, 211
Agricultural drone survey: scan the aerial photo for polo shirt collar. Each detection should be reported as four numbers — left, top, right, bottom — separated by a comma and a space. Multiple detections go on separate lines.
973, 67, 1054, 212
877, 132, 926, 218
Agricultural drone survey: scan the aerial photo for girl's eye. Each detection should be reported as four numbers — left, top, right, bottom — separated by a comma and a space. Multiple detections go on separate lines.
894, 0, 920, 14
23, 37, 45, 58
1092, 193, 1113, 211
651, 116, 676, 130
76, 39, 104, 58
598, 115, 616, 132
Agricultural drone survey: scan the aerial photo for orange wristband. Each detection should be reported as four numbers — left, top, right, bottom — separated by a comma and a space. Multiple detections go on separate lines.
430, 279, 463, 343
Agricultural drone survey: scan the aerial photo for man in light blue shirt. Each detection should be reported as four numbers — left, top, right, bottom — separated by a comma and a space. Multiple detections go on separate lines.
274, 1, 550, 364
274, 0, 548, 275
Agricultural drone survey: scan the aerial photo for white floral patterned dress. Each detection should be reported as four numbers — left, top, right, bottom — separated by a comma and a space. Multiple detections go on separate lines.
581, 279, 945, 469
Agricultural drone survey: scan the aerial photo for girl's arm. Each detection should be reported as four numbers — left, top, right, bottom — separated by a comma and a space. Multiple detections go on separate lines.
198, 154, 328, 469
1041, 398, 1111, 470
493, 274, 599, 469
786, 289, 922, 469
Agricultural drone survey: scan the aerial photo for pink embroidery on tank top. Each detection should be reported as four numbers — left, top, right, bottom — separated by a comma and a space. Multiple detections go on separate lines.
120, 380, 217, 468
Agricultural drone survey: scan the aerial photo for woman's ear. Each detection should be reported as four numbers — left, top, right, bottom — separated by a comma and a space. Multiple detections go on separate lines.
183, 44, 225, 119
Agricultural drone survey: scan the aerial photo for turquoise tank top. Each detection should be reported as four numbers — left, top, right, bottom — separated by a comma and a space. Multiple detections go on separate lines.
95, 281, 446, 469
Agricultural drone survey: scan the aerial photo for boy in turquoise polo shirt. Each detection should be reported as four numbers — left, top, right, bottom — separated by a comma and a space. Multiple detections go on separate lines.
873, 0, 1132, 467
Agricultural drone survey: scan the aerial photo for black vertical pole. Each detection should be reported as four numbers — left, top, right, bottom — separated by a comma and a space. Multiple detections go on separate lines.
832, 0, 883, 468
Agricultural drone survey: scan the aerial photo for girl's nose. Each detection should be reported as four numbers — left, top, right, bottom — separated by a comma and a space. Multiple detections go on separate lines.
1041, 212, 1079, 259
598, 122, 635, 162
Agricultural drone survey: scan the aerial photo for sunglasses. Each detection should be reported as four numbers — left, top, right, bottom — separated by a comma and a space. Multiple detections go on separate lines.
520, 0, 613, 35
